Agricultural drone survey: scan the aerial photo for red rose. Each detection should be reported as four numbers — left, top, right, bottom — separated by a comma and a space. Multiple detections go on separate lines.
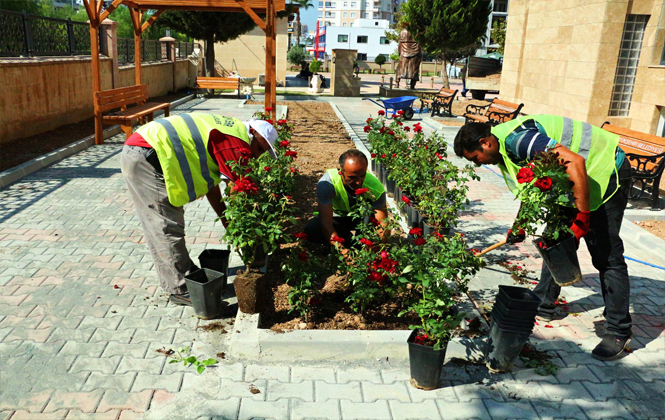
413, 123, 423, 133
366, 117, 373, 124
294, 233, 308, 241
265, 119, 274, 125
401, 195, 411, 206
298, 251, 309, 262
265, 107, 273, 112
355, 188, 370, 195
409, 227, 423, 236
516, 167, 535, 184
471, 248, 480, 255
359, 238, 375, 248
285, 151, 298, 159
381, 154, 386, 158
432, 231, 444, 239
371, 153, 376, 158
369, 217, 380, 227
534, 176, 553, 192
378, 110, 385, 116
435, 152, 443, 160
404, 126, 410, 132
368, 271, 385, 284
290, 167, 297, 174
414, 237, 427, 246
264, 166, 271, 171
392, 153, 396, 158
388, 131, 395, 136
232, 177, 258, 194
331, 236, 345, 244
397, 110, 405, 115
277, 119, 287, 125
364, 125, 371, 133
279, 140, 289, 147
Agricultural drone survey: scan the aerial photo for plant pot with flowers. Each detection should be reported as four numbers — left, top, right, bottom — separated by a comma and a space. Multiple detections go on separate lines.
510, 152, 582, 286
222, 114, 297, 314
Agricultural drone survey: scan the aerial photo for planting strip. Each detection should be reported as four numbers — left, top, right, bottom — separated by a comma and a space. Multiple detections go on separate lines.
228, 100, 488, 361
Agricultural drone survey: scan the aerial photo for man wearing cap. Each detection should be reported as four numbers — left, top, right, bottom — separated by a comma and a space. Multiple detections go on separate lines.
120, 113, 278, 306
453, 115, 633, 361
304, 149, 388, 249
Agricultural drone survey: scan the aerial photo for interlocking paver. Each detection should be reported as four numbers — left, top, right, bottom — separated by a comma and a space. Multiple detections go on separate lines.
96, 390, 153, 413
582, 380, 637, 401
315, 380, 362, 402
82, 372, 137, 392
337, 367, 382, 383
130, 372, 183, 393
70, 356, 122, 374
43, 389, 105, 413
64, 410, 121, 420
244, 364, 290, 382
218, 379, 267, 401
538, 381, 594, 402
291, 366, 336, 383
102, 343, 149, 359
237, 399, 288, 420
575, 398, 637, 419
553, 365, 601, 384
362, 381, 411, 402
266, 380, 314, 401
9, 410, 68, 419
339, 400, 391, 419
389, 400, 441, 420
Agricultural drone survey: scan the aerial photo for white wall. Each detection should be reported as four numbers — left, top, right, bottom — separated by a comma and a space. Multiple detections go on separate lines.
324, 20, 396, 60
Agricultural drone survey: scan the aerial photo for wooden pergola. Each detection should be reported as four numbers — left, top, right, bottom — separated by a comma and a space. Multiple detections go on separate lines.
82, 0, 285, 144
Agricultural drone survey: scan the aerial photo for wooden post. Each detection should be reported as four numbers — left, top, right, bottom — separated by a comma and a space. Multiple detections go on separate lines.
134, 32, 141, 84
430, 76, 434, 88
389, 77, 393, 90
270, 0, 277, 118
88, 1, 103, 145
263, 0, 272, 116
381, 75, 384, 86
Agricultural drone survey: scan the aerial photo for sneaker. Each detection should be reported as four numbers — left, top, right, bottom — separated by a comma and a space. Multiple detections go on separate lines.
169, 292, 192, 306
592, 334, 632, 361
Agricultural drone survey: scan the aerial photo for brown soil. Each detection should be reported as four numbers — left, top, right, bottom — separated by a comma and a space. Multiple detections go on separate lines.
432, 99, 491, 126
634, 220, 665, 241
246, 100, 420, 331
234, 270, 268, 314
0, 89, 191, 173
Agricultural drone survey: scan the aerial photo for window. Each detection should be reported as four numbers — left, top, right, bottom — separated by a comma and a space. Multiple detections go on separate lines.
380, 36, 389, 45
325, 1, 335, 7
350, 12, 356, 17
351, 1, 356, 6
350, 22, 354, 27
493, 0, 508, 13
318, 1, 323, 6
325, 11, 335, 17
608, 15, 649, 117
374, 21, 379, 26
357, 53, 367, 60
343, 22, 347, 27
357, 35, 368, 43
343, 11, 347, 17
338, 34, 348, 42
343, 1, 347, 5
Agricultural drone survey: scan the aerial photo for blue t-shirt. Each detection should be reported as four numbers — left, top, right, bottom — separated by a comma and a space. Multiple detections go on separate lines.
504, 119, 625, 167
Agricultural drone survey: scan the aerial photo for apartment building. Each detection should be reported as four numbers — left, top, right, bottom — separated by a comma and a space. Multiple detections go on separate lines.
313, 19, 396, 61
317, 0, 404, 27
478, 0, 509, 56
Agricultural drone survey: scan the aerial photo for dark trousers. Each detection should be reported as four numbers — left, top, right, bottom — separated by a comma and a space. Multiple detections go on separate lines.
534, 161, 632, 336
303, 216, 359, 246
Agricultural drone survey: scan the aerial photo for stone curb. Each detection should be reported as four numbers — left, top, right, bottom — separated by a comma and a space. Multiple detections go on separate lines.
227, 99, 488, 362
0, 94, 195, 189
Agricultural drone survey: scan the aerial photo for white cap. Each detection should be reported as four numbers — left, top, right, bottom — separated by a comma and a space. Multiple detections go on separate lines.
244, 119, 278, 159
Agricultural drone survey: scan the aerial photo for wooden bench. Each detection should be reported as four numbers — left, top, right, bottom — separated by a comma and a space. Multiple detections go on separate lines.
196, 77, 241, 98
421, 87, 458, 117
373, 68, 387, 74
464, 98, 524, 125
94, 85, 170, 140
602, 123, 665, 209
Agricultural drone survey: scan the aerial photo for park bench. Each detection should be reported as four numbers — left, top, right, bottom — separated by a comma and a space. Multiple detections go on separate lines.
196, 77, 241, 98
420, 87, 458, 117
94, 84, 170, 140
464, 98, 524, 125
601, 123, 665, 209
373, 68, 387, 74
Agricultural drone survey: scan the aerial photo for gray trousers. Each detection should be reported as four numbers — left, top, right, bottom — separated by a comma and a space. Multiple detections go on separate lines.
120, 145, 196, 294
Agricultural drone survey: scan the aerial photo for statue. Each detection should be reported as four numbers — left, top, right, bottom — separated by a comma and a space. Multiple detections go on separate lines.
397, 28, 423, 90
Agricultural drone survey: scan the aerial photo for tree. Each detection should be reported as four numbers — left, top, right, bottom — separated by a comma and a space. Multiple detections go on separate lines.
389, 48, 400, 63
294, 0, 313, 46
157, 11, 259, 76
287, 45, 308, 67
401, 0, 491, 88
443, 43, 478, 77
374, 54, 386, 69
490, 19, 507, 55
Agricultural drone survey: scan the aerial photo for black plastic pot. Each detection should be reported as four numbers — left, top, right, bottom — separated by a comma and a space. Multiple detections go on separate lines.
485, 321, 532, 373
407, 329, 448, 390
422, 219, 452, 237
535, 236, 582, 287
406, 205, 422, 228
492, 299, 538, 321
385, 176, 396, 195
491, 310, 536, 330
185, 268, 226, 320
496, 285, 541, 312
198, 249, 231, 277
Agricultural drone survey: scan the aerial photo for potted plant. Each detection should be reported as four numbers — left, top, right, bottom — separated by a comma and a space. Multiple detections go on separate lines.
222, 115, 297, 313
511, 151, 581, 286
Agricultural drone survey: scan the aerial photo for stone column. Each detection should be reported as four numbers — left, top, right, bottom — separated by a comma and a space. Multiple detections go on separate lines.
100, 19, 119, 89
160, 36, 176, 93
331, 49, 360, 97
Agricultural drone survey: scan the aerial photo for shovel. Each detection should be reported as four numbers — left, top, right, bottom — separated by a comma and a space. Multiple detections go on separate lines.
463, 239, 508, 325
475, 239, 507, 257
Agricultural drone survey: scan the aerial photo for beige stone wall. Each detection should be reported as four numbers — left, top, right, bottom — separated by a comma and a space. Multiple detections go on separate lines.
212, 18, 288, 83
0, 57, 194, 144
502, 0, 665, 133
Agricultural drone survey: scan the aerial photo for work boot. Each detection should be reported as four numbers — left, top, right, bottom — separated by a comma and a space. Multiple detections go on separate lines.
169, 292, 192, 307
592, 333, 632, 361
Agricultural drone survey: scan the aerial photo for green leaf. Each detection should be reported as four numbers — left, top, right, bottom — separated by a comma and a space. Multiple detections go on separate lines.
196, 365, 205, 374
402, 265, 413, 274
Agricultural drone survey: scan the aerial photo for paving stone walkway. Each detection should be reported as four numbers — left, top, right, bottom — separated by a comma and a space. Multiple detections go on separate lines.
0, 96, 664, 420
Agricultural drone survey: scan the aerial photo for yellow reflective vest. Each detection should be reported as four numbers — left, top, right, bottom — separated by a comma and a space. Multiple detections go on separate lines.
327, 169, 385, 216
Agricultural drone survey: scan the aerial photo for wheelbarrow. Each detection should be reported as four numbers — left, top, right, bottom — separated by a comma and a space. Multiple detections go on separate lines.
363, 96, 419, 120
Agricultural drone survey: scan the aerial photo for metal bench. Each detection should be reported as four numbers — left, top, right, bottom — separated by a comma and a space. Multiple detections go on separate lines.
94, 85, 170, 140
421, 87, 458, 117
464, 98, 524, 126
602, 123, 665, 209
196, 77, 241, 98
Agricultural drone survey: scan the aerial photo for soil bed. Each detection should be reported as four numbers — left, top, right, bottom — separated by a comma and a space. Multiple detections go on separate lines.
247, 100, 420, 331
634, 219, 665, 241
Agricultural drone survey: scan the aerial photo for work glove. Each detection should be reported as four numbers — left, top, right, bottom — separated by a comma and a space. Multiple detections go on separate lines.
570, 211, 591, 244
506, 228, 526, 244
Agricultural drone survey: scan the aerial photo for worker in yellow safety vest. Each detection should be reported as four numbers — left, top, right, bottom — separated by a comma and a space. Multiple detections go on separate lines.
120, 113, 278, 306
454, 115, 633, 361
304, 149, 388, 249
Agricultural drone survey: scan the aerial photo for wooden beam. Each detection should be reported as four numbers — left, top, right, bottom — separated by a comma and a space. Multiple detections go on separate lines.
141, 9, 164, 33
96, 0, 104, 19
234, 0, 266, 31
99, 0, 125, 22
90, 21, 103, 144
82, 0, 96, 26
270, 0, 276, 116
263, 0, 271, 115
123, 0, 286, 12
129, 8, 143, 85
